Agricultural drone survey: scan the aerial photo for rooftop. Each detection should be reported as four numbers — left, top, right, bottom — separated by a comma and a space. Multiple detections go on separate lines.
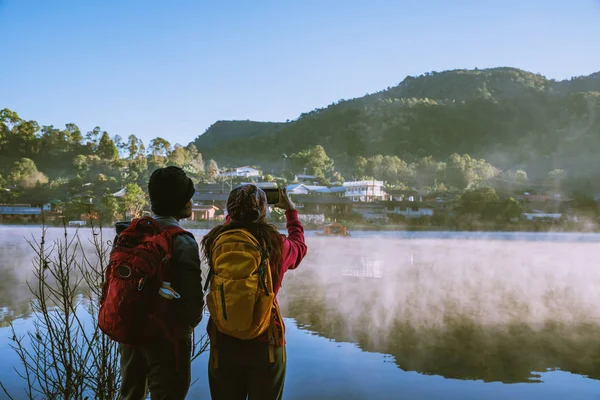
293, 194, 352, 204
193, 193, 229, 201
343, 180, 385, 187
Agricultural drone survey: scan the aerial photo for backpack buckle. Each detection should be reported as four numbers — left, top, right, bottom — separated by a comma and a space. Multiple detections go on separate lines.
137, 274, 147, 291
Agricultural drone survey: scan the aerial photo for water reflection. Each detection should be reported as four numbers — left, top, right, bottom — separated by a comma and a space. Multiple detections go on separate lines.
2, 228, 600, 389
0, 227, 110, 326
279, 236, 600, 384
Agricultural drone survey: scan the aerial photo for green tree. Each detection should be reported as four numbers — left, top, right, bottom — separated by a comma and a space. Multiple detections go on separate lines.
207, 159, 219, 181
65, 123, 83, 147
500, 197, 523, 221
263, 174, 274, 182
289, 145, 334, 177
269, 208, 286, 222
85, 127, 102, 151
127, 134, 139, 159
458, 187, 499, 217
353, 156, 368, 179
9, 158, 48, 188
413, 156, 439, 190
444, 153, 470, 189
72, 155, 89, 174
367, 155, 413, 184
97, 132, 119, 160
113, 134, 127, 157
101, 192, 121, 223
168, 146, 186, 167
149, 137, 171, 157
515, 170, 529, 187
120, 183, 147, 218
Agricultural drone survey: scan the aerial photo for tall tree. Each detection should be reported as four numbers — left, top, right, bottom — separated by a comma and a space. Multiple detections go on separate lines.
65, 123, 83, 147
149, 137, 171, 157
97, 132, 119, 160
101, 191, 121, 223
207, 159, 219, 181
85, 127, 102, 151
113, 135, 127, 158
413, 156, 440, 189
120, 183, 147, 218
185, 143, 205, 174
458, 187, 500, 218
168, 145, 186, 167
127, 134, 139, 159
289, 145, 334, 177
9, 158, 48, 188
353, 156, 368, 179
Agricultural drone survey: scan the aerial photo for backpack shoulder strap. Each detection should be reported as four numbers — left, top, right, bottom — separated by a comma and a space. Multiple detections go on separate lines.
160, 226, 195, 258
163, 226, 194, 239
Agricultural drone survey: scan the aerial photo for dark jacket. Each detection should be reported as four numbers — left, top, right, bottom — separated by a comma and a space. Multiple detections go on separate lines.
115, 216, 204, 336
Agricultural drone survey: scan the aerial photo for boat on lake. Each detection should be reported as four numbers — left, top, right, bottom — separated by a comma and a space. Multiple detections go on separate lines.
315, 221, 351, 237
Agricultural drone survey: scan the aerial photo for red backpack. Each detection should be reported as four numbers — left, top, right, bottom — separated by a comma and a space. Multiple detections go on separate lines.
98, 216, 192, 346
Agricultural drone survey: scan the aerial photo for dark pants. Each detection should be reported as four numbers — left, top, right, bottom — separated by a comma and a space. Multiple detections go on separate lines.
208, 333, 286, 400
119, 336, 192, 400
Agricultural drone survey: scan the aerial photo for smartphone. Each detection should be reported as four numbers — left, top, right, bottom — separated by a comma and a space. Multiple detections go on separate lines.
263, 188, 280, 205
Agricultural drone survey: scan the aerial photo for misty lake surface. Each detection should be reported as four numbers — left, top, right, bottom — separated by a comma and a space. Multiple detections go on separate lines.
2, 226, 600, 399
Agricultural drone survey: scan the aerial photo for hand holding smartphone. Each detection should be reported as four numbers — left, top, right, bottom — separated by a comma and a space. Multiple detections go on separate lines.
263, 188, 280, 205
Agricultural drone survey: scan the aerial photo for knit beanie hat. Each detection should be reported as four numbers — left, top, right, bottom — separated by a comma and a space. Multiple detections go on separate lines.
226, 184, 267, 223
148, 166, 196, 217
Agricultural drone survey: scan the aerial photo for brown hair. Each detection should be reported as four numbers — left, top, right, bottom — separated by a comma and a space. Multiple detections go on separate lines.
201, 184, 284, 284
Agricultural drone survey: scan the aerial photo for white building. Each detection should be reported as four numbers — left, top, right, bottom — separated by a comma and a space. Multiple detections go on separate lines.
521, 212, 563, 221
241, 182, 278, 189
286, 184, 346, 196
343, 180, 386, 202
218, 166, 261, 178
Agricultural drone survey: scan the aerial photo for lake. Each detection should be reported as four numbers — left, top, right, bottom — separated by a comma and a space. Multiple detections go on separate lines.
1, 226, 600, 399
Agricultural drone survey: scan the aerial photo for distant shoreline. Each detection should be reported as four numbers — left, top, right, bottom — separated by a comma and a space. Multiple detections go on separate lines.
1, 221, 598, 235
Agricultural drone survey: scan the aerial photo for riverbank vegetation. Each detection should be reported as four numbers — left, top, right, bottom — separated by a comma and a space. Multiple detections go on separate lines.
0, 218, 209, 399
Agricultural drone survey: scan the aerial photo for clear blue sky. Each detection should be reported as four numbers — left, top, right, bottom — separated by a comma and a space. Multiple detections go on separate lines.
2, 0, 599, 147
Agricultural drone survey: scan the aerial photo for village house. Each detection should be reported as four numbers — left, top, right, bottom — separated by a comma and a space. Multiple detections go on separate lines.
188, 204, 219, 221
292, 194, 352, 216
286, 184, 346, 197
343, 180, 387, 202
218, 166, 260, 178
294, 174, 321, 185
0, 203, 52, 222
385, 189, 422, 202
380, 201, 435, 218
192, 192, 228, 213
351, 203, 388, 221
242, 181, 278, 189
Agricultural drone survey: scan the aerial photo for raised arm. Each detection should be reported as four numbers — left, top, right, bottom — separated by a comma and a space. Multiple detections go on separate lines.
281, 209, 307, 271
274, 189, 307, 274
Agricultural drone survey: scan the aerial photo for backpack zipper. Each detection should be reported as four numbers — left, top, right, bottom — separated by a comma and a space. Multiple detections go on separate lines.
219, 283, 228, 321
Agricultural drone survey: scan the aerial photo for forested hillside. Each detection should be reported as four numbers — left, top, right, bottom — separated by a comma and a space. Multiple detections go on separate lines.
2, 67, 600, 223
193, 68, 600, 190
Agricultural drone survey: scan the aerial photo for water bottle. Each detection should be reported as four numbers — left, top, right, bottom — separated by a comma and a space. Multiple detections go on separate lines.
158, 282, 181, 299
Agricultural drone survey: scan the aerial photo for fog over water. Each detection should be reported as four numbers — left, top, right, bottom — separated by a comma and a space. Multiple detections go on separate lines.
1, 226, 600, 399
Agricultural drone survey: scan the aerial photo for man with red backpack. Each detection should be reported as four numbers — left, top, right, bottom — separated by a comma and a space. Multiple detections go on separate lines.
99, 166, 203, 400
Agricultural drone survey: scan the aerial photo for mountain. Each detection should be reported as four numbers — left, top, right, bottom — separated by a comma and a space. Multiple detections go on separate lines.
193, 120, 285, 164
192, 67, 600, 181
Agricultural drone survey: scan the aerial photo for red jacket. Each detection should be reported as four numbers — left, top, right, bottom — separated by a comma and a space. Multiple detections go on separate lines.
209, 210, 307, 345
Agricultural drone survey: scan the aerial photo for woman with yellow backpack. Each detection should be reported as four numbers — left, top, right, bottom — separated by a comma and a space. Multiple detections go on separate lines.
201, 184, 307, 400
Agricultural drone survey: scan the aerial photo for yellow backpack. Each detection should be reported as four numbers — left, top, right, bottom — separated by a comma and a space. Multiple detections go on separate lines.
205, 229, 277, 340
